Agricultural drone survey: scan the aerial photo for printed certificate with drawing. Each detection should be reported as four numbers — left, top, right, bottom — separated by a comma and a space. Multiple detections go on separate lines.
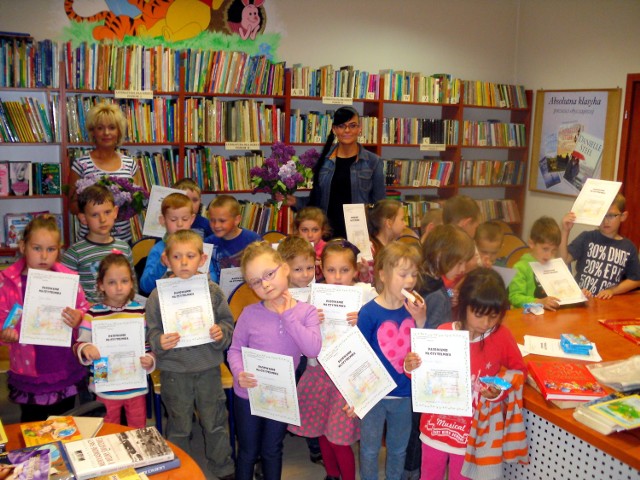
343, 204, 373, 261
157, 274, 215, 348
241, 347, 300, 425
19, 270, 79, 347
91, 318, 147, 393
318, 327, 396, 418
310, 284, 363, 348
142, 185, 184, 238
530, 258, 587, 305
219, 266, 244, 298
571, 178, 622, 226
410, 329, 472, 416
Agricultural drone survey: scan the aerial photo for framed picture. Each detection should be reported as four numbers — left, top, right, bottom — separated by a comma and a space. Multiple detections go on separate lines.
528, 89, 621, 197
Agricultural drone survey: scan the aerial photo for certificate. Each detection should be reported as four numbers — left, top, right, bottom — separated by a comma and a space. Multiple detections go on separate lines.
142, 185, 184, 238
289, 287, 311, 303
91, 318, 147, 393
524, 335, 602, 362
198, 242, 213, 275
571, 178, 622, 226
19, 270, 79, 347
410, 329, 472, 416
241, 347, 300, 425
318, 327, 396, 418
530, 258, 588, 305
156, 274, 215, 348
219, 267, 244, 298
343, 204, 373, 261
310, 283, 363, 348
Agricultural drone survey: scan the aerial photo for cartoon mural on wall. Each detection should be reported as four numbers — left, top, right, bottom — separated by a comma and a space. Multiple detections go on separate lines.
64, 0, 267, 43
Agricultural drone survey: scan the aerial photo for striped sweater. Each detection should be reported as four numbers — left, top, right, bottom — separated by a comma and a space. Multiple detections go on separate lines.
74, 301, 155, 400
461, 370, 529, 480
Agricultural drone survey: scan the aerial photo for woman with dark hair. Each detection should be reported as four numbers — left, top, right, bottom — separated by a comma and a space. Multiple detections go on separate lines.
285, 106, 386, 239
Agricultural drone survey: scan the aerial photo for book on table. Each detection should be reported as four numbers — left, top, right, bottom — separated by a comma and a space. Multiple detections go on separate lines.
63, 426, 174, 480
20, 416, 83, 447
573, 391, 640, 435
527, 360, 607, 402
598, 318, 640, 346
0, 440, 74, 480
48, 415, 104, 439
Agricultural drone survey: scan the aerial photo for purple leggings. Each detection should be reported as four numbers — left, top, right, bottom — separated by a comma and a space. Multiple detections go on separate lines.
420, 443, 469, 480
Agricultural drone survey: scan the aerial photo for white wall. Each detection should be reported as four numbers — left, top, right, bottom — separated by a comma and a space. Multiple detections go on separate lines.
2, 0, 639, 238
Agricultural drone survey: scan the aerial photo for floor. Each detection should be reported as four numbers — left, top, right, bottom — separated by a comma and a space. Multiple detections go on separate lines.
0, 373, 388, 479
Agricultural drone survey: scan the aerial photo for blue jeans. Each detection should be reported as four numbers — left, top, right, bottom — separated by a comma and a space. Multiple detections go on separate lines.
360, 397, 412, 480
160, 369, 234, 478
234, 394, 289, 480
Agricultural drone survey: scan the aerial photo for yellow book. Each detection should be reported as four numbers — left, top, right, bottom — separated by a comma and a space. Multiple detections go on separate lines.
94, 467, 148, 480
0, 418, 8, 448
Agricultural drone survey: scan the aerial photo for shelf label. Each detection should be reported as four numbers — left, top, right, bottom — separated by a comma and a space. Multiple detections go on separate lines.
358, 136, 366, 143
420, 95, 430, 103
366, 92, 376, 100
412, 180, 421, 187
381, 136, 389, 144
420, 144, 446, 152
427, 179, 441, 187
291, 88, 305, 97
313, 136, 322, 144
225, 142, 261, 150
114, 89, 153, 99
322, 96, 353, 105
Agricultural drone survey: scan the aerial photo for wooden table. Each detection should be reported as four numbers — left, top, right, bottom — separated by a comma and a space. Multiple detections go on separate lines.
4, 422, 206, 479
503, 293, 640, 471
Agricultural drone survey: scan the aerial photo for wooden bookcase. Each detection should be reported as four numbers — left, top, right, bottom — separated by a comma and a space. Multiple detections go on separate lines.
0, 42, 532, 245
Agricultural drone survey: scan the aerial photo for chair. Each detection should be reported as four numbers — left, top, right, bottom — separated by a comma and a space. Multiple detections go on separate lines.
397, 234, 421, 246
0, 345, 9, 373
262, 230, 286, 244
498, 233, 527, 260
149, 369, 164, 433
494, 220, 514, 234
132, 237, 158, 294
506, 246, 532, 267
228, 282, 260, 320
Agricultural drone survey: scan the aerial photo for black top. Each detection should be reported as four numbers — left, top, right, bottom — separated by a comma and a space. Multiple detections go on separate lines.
327, 155, 357, 238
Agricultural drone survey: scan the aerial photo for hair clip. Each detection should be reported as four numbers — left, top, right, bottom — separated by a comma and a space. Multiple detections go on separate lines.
329, 238, 361, 257
111, 248, 124, 255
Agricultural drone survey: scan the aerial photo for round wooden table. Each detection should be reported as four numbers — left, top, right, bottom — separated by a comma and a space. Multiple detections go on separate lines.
3, 422, 206, 479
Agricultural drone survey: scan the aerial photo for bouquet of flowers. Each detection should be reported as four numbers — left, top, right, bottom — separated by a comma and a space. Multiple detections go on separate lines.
250, 142, 319, 205
75, 175, 149, 221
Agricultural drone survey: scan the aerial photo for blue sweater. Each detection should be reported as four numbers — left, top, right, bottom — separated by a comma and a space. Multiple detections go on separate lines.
204, 228, 261, 283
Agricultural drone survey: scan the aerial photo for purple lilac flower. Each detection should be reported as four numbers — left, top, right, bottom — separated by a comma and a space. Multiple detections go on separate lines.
299, 149, 320, 168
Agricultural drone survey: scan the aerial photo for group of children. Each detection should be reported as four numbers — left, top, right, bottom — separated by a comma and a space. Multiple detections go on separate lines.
1, 181, 638, 480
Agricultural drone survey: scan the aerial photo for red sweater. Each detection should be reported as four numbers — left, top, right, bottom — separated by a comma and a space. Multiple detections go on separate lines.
419, 322, 526, 454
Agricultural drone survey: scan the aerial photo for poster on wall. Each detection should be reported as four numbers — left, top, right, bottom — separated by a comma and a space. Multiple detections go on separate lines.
529, 89, 621, 197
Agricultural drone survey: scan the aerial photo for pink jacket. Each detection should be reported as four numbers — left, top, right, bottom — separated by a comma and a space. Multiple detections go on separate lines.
0, 258, 90, 377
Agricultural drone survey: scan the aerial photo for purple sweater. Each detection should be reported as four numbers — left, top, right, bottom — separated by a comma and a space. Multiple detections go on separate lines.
228, 301, 321, 399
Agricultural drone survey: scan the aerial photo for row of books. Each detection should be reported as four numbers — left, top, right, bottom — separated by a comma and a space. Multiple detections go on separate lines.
0, 161, 61, 197
183, 49, 286, 96
65, 95, 179, 144
476, 198, 521, 223
0, 38, 58, 88
459, 159, 525, 186
290, 64, 379, 99
383, 159, 455, 188
402, 200, 441, 228
183, 97, 285, 144
462, 80, 528, 108
381, 118, 458, 145
289, 110, 378, 144
133, 149, 180, 191
379, 70, 461, 104
462, 120, 527, 147
64, 42, 180, 92
239, 201, 295, 235
182, 149, 265, 192
0, 96, 58, 143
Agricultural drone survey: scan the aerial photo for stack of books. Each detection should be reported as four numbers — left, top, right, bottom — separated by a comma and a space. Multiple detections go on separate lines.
573, 392, 640, 435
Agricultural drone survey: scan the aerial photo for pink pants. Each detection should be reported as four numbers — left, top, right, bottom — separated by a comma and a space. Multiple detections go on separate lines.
420, 443, 469, 480
98, 394, 147, 429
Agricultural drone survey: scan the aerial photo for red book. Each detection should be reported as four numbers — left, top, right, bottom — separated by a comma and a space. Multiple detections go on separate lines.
598, 318, 640, 346
527, 360, 607, 402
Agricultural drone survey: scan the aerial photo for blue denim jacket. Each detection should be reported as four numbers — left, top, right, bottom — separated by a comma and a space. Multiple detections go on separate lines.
306, 144, 386, 211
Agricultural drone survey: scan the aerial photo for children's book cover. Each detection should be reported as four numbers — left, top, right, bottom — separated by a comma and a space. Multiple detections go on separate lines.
598, 318, 640, 346
0, 441, 74, 480
20, 416, 82, 446
527, 360, 607, 402
589, 394, 640, 429
4, 213, 31, 248
9, 161, 31, 196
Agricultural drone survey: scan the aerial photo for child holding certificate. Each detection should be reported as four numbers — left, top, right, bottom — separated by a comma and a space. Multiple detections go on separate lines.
405, 268, 527, 480
229, 241, 322, 480
289, 239, 376, 480
0, 215, 89, 421
74, 253, 155, 428
357, 242, 426, 480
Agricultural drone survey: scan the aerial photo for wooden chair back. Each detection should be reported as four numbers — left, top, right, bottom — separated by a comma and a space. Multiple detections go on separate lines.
262, 230, 286, 244
498, 233, 528, 260
506, 246, 532, 267
228, 282, 260, 320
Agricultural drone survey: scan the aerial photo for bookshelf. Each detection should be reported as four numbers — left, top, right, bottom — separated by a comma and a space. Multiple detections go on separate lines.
0, 39, 532, 244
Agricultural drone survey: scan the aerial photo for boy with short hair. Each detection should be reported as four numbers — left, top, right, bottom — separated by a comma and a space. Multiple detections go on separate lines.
419, 209, 443, 243
173, 178, 213, 238
145, 230, 235, 480
62, 184, 133, 303
560, 193, 640, 299
475, 221, 505, 267
509, 216, 562, 310
205, 194, 261, 284
139, 193, 195, 295
278, 235, 316, 288
443, 195, 483, 271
